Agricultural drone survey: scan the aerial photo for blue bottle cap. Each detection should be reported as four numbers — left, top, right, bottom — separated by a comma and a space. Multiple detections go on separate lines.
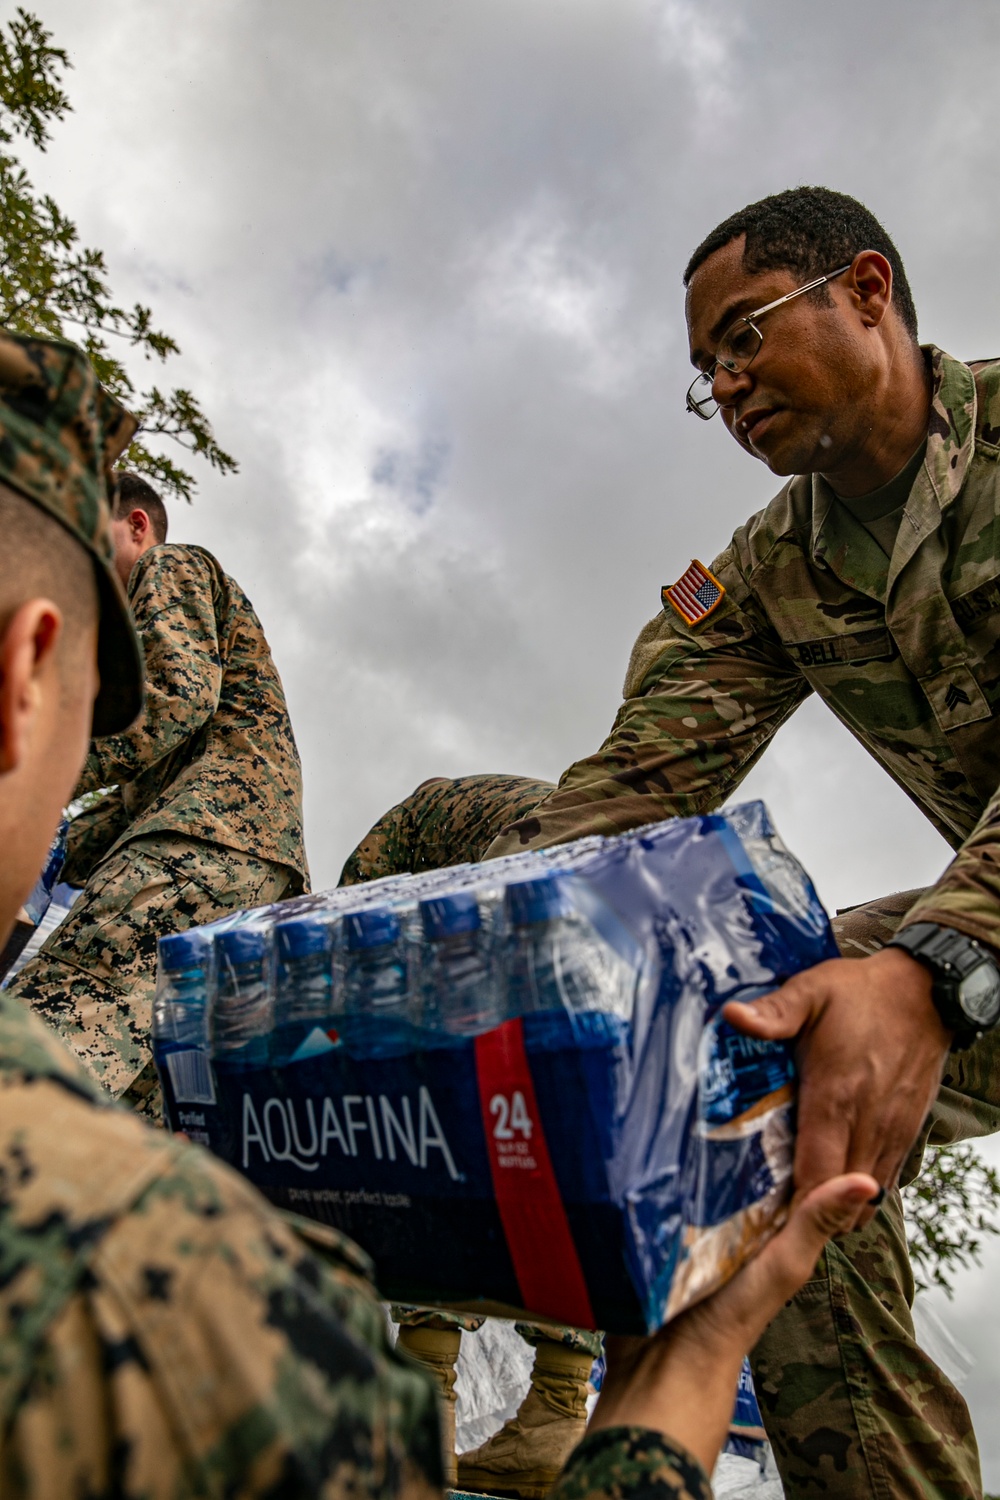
505, 875, 571, 926
345, 907, 400, 951
159, 929, 212, 972
215, 925, 269, 965
420, 891, 481, 939
276, 915, 330, 961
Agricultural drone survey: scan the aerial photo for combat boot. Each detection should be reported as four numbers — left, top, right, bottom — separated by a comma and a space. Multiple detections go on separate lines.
396, 1323, 461, 1486
456, 1341, 592, 1499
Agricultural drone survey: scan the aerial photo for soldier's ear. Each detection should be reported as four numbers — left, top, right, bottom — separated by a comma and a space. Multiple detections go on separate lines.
0, 599, 62, 774
846, 251, 893, 331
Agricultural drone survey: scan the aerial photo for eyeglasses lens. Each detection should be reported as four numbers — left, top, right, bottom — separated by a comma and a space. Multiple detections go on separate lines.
686, 321, 762, 419
687, 373, 717, 418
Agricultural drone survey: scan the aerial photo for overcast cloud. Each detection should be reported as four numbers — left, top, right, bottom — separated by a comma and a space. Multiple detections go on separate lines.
21, 0, 1000, 1476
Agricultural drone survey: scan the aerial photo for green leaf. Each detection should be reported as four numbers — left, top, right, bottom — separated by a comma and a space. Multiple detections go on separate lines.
0, 11, 236, 501
903, 1142, 1000, 1297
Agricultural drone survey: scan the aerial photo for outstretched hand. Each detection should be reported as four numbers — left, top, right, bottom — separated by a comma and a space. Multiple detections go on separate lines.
722, 946, 950, 1218
591, 1172, 879, 1476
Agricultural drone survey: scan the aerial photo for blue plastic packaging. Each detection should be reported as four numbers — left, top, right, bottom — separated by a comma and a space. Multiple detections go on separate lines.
153, 802, 836, 1334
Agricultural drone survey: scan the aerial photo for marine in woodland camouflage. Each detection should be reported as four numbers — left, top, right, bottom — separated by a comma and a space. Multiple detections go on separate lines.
7, 542, 308, 1107
487, 347, 1000, 960
77, 542, 309, 887
0, 989, 444, 1497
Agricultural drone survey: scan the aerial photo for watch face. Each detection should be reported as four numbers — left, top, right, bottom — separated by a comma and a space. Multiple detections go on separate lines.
958, 960, 1000, 1028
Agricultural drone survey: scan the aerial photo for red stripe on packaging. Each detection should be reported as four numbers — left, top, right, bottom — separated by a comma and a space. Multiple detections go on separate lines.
475, 1020, 596, 1330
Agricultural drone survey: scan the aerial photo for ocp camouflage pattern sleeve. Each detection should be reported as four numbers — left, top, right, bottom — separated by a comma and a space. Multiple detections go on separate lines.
485, 551, 809, 857
549, 1428, 711, 1500
0, 994, 441, 1498
76, 544, 308, 887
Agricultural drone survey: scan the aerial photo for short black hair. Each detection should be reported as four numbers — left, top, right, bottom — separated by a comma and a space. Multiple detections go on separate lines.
684, 186, 918, 340
113, 471, 168, 543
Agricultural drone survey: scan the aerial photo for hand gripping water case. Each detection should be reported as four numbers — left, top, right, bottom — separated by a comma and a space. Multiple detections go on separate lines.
153, 802, 836, 1335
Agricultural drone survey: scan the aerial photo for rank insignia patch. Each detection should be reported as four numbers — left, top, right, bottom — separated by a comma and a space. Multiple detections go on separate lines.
662, 559, 726, 626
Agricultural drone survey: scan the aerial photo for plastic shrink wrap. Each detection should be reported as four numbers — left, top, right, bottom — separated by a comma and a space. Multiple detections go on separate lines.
153, 801, 835, 1334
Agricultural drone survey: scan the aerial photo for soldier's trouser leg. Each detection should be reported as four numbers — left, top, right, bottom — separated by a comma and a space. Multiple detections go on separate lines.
457, 1320, 597, 1500
5, 834, 294, 1120
751, 888, 999, 1500
340, 773, 554, 886
393, 1306, 487, 1485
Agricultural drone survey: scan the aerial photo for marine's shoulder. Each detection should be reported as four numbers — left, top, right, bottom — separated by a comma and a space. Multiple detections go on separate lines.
130, 541, 225, 596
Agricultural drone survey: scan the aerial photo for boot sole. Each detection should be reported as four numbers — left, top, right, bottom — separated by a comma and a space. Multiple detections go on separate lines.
455, 1467, 562, 1500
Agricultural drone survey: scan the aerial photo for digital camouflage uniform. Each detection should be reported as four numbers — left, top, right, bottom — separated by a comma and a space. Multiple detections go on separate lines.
340, 773, 555, 887
7, 542, 309, 1117
352, 348, 1000, 1498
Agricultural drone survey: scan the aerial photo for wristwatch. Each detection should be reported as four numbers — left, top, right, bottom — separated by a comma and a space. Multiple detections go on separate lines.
888, 922, 1000, 1048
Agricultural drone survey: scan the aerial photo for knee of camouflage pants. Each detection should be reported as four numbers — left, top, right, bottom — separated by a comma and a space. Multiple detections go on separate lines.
339, 773, 555, 886
751, 1188, 981, 1499
6, 834, 295, 1119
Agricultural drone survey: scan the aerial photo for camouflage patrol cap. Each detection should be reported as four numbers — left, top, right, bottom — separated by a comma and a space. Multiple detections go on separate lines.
0, 331, 143, 735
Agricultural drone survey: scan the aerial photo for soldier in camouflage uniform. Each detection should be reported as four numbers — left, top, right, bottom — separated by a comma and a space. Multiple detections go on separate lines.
349, 188, 1000, 1498
0, 325, 876, 1500
6, 472, 309, 1119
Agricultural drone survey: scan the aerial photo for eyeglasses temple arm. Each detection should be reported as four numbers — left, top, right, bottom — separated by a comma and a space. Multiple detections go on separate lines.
748, 262, 854, 321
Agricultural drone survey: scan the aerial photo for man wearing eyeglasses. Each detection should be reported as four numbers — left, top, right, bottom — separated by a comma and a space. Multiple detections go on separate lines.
346, 187, 998, 1498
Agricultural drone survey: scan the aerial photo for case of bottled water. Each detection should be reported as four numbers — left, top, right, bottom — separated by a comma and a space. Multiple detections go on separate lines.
153, 802, 836, 1334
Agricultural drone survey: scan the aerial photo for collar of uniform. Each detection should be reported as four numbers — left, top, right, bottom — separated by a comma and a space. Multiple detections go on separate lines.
809, 474, 890, 602
922, 346, 977, 512
809, 346, 973, 577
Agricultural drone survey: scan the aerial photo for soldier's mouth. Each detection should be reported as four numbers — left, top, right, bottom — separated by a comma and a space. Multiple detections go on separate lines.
737, 408, 778, 445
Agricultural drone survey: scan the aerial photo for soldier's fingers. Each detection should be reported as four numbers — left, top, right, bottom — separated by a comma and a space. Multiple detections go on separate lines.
722, 971, 820, 1042
791, 1080, 855, 1198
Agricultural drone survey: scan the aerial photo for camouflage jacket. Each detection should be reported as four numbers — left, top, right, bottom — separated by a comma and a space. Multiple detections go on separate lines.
74, 544, 309, 889
0, 987, 441, 1497
488, 348, 1000, 953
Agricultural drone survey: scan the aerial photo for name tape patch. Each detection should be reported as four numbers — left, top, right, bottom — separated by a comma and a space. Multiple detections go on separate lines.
662, 559, 725, 626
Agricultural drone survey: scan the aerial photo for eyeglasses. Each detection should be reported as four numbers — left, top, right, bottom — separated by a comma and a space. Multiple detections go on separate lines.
685, 263, 853, 420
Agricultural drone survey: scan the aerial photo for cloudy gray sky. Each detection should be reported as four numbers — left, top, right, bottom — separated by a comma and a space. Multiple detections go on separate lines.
23, 0, 1000, 1477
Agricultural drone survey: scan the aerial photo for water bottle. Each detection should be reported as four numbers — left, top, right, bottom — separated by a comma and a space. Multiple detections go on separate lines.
419, 891, 499, 1036
272, 914, 337, 1063
213, 926, 273, 1068
503, 874, 632, 1018
153, 929, 216, 1105
22, 817, 69, 927
341, 907, 410, 1055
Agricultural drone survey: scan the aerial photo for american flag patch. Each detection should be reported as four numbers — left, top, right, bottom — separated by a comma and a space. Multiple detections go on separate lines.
662, 559, 725, 626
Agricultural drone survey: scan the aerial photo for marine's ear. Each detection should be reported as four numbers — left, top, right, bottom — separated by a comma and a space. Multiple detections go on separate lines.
0, 599, 63, 775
